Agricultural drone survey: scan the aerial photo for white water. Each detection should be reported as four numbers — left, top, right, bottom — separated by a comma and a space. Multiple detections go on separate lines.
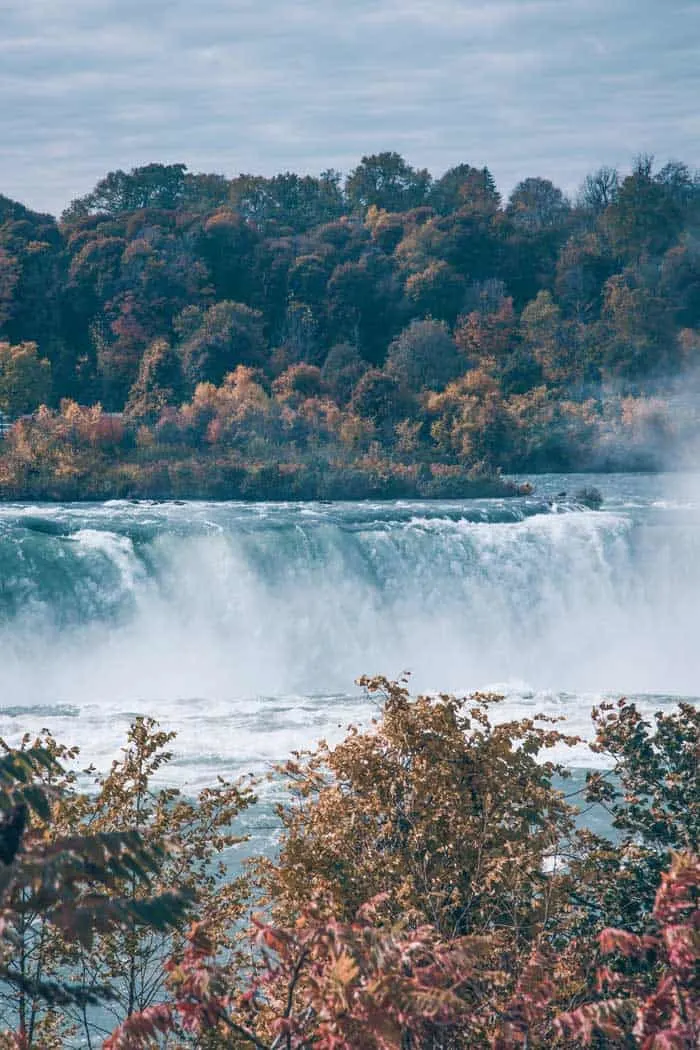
0, 473, 698, 784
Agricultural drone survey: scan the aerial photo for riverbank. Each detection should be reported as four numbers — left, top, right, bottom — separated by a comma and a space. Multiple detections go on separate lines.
0, 449, 528, 501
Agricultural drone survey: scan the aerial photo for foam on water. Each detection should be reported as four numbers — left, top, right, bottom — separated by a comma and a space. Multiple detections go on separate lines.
0, 474, 697, 784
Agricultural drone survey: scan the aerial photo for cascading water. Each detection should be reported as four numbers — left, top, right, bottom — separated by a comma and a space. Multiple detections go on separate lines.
0, 472, 698, 786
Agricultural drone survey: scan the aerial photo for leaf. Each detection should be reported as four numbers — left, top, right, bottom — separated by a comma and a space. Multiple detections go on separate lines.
329, 950, 359, 988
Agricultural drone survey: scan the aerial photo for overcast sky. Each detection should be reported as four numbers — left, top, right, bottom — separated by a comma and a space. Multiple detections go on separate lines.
1, 0, 698, 217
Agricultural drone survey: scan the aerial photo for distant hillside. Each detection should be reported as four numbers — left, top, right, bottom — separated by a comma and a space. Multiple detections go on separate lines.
1, 154, 699, 498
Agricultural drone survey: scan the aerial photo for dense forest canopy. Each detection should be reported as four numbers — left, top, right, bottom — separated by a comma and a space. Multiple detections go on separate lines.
1, 152, 699, 497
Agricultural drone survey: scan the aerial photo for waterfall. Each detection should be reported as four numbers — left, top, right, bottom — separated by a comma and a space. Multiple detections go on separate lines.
0, 477, 697, 781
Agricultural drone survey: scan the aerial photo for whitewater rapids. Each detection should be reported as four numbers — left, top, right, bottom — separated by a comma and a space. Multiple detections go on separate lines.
0, 473, 698, 786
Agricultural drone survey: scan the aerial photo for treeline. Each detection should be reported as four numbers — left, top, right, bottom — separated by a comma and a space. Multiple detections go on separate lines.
1, 153, 699, 496
0, 681, 697, 1047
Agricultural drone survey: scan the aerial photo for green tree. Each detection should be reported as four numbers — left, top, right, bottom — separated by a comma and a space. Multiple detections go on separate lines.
660, 241, 700, 328
580, 699, 700, 933
63, 164, 188, 220
0, 205, 66, 394
577, 166, 619, 214
507, 177, 570, 232
326, 256, 400, 363
198, 208, 259, 303
404, 260, 466, 323
350, 369, 409, 438
320, 343, 366, 404
177, 301, 266, 388
603, 155, 684, 260
0, 341, 51, 416
125, 338, 185, 422
385, 318, 462, 391
430, 164, 501, 217
230, 171, 344, 232
0, 249, 20, 332
64, 717, 253, 1046
346, 153, 431, 214
554, 231, 616, 324
0, 734, 189, 1047
600, 269, 677, 377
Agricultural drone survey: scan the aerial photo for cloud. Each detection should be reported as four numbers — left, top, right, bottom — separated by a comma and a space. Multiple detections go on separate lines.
0, 0, 697, 216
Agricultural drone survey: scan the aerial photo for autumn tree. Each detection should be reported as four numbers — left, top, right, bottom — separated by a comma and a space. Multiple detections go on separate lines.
455, 295, 518, 367
365, 206, 408, 253
519, 291, 569, 385
254, 676, 588, 1046
504, 387, 599, 470
81, 686, 700, 1049
107, 896, 503, 1050
427, 368, 515, 469
109, 679, 700, 1050
178, 365, 276, 450
557, 850, 699, 1049
272, 363, 324, 405
3, 149, 700, 488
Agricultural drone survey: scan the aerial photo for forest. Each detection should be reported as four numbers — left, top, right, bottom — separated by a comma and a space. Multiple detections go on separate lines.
1, 153, 699, 498
0, 680, 696, 1047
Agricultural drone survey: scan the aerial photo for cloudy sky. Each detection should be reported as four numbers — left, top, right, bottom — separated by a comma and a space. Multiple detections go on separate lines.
1, 0, 698, 217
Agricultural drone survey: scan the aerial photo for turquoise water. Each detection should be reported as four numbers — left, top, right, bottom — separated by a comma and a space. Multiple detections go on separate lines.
0, 473, 698, 790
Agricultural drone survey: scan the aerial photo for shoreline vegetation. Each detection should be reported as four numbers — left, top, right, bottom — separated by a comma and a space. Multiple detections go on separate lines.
0, 468, 527, 503
1, 153, 700, 501
0, 679, 697, 1047
0, 432, 529, 501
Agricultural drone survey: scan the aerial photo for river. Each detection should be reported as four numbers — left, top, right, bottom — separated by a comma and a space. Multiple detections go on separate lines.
0, 473, 698, 790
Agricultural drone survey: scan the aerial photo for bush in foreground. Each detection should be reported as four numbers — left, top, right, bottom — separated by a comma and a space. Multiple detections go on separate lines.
0, 683, 697, 1047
